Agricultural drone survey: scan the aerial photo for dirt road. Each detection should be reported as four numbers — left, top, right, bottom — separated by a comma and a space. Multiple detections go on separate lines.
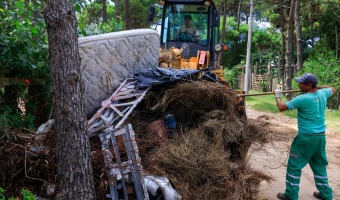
247, 108, 340, 200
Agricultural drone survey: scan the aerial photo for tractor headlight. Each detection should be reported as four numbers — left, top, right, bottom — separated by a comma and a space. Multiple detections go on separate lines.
214, 44, 222, 52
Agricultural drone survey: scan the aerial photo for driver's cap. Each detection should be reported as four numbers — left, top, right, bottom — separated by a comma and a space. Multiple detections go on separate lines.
184, 15, 192, 20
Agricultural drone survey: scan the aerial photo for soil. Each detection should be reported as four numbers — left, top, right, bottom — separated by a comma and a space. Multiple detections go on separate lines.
247, 108, 340, 200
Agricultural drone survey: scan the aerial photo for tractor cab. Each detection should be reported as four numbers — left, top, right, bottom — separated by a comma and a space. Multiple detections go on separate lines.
148, 0, 224, 73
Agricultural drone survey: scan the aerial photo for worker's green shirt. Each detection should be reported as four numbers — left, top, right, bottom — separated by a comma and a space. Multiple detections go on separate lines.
286, 88, 332, 134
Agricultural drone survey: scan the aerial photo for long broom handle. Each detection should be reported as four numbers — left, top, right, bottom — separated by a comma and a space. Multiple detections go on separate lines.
238, 90, 300, 97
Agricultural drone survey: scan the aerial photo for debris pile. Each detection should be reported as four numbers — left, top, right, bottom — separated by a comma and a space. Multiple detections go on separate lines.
126, 80, 271, 199
0, 131, 57, 197
0, 79, 272, 199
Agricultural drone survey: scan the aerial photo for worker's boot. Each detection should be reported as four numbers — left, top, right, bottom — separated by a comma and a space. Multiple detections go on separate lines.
313, 191, 323, 199
277, 193, 290, 200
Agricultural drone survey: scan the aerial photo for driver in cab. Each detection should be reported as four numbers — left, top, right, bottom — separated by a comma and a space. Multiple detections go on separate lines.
178, 15, 200, 42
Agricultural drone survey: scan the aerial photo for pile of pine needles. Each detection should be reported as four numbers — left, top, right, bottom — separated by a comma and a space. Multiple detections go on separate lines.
128, 80, 272, 199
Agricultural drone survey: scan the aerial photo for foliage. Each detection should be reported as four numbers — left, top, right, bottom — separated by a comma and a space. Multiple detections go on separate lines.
77, 2, 125, 36
315, 2, 340, 51
221, 16, 281, 70
0, 187, 36, 200
78, 19, 124, 36
0, 187, 4, 200
224, 66, 243, 89
300, 51, 340, 88
250, 27, 281, 75
20, 189, 35, 200
129, 0, 153, 28
0, 0, 49, 129
295, 50, 340, 110
259, 80, 268, 92
78, 1, 115, 24
77, 0, 153, 36
0, 105, 34, 134
221, 16, 249, 68
0, 0, 49, 79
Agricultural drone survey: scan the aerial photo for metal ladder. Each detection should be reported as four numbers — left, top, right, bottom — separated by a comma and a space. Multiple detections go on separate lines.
87, 78, 151, 137
99, 124, 149, 200
87, 78, 151, 199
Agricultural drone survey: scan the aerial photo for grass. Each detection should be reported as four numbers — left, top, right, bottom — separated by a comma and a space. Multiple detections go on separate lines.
244, 90, 340, 132
244, 90, 298, 118
325, 111, 340, 133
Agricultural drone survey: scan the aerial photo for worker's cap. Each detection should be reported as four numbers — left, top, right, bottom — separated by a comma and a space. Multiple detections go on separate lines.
184, 15, 192, 20
294, 73, 318, 85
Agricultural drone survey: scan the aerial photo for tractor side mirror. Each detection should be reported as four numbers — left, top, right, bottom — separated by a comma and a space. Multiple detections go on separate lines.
148, 5, 155, 22
212, 10, 220, 27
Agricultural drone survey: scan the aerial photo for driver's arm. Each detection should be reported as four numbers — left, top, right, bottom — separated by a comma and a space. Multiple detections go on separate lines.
193, 27, 201, 41
178, 26, 185, 34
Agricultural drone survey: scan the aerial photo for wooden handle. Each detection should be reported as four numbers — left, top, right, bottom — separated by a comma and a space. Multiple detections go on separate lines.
238, 90, 300, 97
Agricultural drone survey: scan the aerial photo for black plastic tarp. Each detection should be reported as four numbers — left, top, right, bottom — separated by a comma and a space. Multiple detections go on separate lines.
134, 67, 217, 87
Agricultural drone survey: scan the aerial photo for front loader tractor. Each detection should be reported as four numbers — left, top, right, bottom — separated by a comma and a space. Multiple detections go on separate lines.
148, 0, 227, 81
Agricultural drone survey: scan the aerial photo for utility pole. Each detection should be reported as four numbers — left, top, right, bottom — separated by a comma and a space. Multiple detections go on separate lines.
244, 0, 254, 94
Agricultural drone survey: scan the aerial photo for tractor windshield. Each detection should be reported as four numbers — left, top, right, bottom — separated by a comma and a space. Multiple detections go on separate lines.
161, 3, 209, 46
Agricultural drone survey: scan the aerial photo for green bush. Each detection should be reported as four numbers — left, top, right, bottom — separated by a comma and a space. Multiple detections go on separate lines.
21, 189, 35, 200
0, 106, 34, 134
0, 187, 36, 200
259, 80, 268, 92
297, 50, 340, 110
224, 67, 242, 89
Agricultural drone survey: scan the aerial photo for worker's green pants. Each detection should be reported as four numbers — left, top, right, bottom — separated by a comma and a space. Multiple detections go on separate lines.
284, 133, 333, 200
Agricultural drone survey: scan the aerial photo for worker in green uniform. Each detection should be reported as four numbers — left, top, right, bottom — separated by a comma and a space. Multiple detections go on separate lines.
274, 73, 336, 200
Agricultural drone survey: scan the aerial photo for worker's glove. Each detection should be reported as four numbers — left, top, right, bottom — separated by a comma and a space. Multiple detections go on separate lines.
274, 89, 282, 98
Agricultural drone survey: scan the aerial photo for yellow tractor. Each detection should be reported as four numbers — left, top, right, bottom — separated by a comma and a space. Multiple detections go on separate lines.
148, 0, 227, 81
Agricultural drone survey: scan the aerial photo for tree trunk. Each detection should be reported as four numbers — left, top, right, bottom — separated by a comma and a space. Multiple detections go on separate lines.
233, 0, 242, 66
295, 0, 302, 72
280, 5, 286, 90
336, 25, 338, 59
124, 0, 130, 30
285, 0, 295, 101
219, 0, 227, 65
114, 0, 120, 22
277, 54, 282, 85
103, 0, 108, 23
310, 0, 316, 47
43, 0, 95, 199
267, 61, 272, 91
236, 0, 242, 31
